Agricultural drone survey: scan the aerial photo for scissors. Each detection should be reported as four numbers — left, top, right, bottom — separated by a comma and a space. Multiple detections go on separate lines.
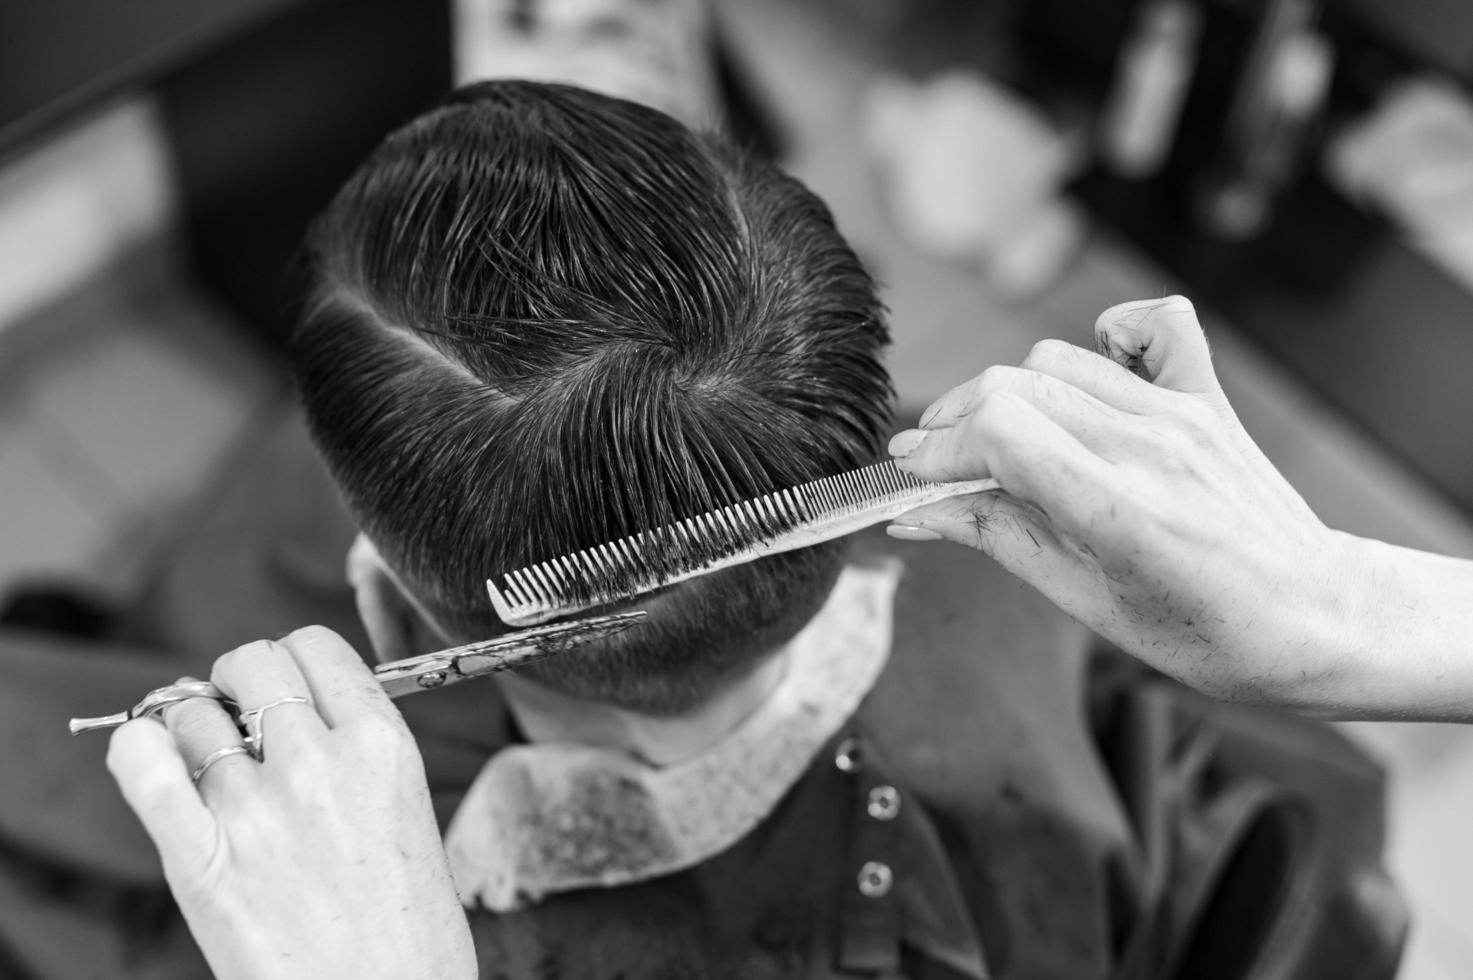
68, 611, 645, 735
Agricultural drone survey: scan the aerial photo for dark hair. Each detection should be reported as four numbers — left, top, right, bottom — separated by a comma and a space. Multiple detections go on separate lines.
290, 81, 892, 714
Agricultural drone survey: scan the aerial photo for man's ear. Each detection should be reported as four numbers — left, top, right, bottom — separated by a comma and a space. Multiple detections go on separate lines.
345, 534, 447, 664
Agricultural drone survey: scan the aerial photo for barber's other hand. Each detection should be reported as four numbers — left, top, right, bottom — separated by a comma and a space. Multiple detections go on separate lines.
106, 627, 475, 980
888, 296, 1364, 711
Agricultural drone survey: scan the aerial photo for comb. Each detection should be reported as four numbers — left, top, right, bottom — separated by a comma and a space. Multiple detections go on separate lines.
487, 460, 998, 626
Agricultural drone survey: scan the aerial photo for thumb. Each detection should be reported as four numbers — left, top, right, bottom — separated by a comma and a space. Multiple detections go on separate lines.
1093, 296, 1222, 398
1094, 296, 1301, 499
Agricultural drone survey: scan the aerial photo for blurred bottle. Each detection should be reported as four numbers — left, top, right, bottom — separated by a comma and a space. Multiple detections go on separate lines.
1099, 0, 1204, 179
862, 70, 1085, 299
1194, 0, 1335, 239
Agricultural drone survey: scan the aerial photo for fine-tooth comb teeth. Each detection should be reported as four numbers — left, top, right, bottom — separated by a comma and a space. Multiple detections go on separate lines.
487, 461, 998, 626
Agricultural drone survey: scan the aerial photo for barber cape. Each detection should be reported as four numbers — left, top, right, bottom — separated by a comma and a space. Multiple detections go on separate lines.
399, 529, 1407, 980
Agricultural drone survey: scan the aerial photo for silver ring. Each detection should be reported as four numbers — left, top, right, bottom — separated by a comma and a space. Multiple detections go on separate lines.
238, 695, 314, 761
190, 744, 254, 785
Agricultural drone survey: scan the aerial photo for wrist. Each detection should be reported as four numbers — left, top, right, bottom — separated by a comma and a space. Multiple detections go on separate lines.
1300, 531, 1392, 716
1251, 528, 1377, 716
1310, 533, 1473, 722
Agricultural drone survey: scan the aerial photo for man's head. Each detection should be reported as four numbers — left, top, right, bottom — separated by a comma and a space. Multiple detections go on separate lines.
291, 81, 891, 714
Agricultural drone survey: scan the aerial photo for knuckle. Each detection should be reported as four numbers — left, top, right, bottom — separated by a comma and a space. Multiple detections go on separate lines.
967, 392, 1026, 451
286, 624, 344, 652
974, 364, 1018, 399
1161, 293, 1195, 315
968, 390, 1010, 434
213, 639, 276, 684
973, 384, 1026, 419
1022, 338, 1077, 373
1165, 393, 1218, 440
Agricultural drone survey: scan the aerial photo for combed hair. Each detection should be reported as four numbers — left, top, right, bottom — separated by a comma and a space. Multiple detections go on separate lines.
291, 81, 892, 713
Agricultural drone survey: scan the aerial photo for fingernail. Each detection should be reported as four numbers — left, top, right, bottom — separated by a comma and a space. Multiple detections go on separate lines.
888, 429, 929, 458
887, 524, 944, 541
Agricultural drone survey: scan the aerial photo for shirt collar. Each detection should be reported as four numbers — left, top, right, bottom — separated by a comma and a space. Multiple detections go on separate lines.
444, 559, 900, 911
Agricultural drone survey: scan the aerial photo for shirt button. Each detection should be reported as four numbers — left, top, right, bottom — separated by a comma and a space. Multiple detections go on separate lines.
867, 785, 901, 821
834, 737, 865, 773
857, 861, 893, 898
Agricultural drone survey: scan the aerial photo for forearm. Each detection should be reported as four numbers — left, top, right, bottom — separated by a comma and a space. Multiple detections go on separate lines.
1316, 535, 1473, 723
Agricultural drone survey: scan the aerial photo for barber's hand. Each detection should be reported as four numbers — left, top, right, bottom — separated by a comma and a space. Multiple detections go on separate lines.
888, 296, 1362, 710
106, 627, 475, 980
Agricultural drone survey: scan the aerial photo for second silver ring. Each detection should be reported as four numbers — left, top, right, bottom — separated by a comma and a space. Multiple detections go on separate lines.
191, 744, 254, 785
237, 695, 314, 761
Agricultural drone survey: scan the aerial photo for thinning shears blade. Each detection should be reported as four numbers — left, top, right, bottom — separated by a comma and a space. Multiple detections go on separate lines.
68, 611, 646, 734
371, 610, 645, 697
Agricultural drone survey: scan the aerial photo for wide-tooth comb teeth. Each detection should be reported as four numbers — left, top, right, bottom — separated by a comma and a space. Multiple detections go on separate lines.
486, 460, 998, 626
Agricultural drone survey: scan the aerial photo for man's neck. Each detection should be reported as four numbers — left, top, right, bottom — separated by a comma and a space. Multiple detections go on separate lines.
493, 649, 793, 767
